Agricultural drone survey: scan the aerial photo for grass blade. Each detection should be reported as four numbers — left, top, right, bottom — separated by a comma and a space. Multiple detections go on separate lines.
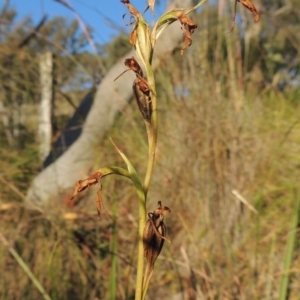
0, 232, 52, 300
279, 192, 300, 300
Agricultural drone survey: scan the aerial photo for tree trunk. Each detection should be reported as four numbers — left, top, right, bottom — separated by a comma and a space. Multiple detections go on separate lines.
38, 51, 53, 162
0, 98, 14, 146
26, 0, 195, 205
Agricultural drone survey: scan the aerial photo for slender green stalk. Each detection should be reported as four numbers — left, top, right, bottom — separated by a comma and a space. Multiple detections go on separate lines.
133, 30, 158, 298
0, 232, 52, 300
110, 166, 146, 300
112, 144, 147, 300
133, 44, 158, 300
279, 191, 300, 300
135, 192, 147, 300
143, 64, 158, 199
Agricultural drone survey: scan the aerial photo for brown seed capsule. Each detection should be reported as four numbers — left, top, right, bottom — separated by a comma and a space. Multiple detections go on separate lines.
133, 78, 152, 122
143, 201, 171, 267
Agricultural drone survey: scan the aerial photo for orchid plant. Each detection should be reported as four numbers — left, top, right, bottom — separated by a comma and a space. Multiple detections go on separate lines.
70, 0, 260, 299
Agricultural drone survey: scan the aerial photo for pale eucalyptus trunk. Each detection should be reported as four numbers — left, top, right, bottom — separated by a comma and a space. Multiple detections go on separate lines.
26, 0, 195, 205
0, 98, 14, 146
38, 51, 53, 162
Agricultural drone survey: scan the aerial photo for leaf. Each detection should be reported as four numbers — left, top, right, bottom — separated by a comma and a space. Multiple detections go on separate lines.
152, 9, 181, 41
110, 139, 144, 198
279, 193, 300, 300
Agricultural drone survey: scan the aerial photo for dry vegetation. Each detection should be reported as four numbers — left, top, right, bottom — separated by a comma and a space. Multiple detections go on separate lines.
1, 2, 300, 300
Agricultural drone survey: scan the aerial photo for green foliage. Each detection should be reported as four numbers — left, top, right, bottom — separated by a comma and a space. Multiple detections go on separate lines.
279, 192, 300, 300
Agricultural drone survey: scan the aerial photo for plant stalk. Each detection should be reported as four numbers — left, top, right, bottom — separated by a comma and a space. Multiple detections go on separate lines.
137, 60, 158, 300
135, 191, 147, 300
142, 63, 157, 198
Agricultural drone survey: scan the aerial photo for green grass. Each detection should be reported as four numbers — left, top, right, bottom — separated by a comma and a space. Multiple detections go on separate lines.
279, 192, 300, 300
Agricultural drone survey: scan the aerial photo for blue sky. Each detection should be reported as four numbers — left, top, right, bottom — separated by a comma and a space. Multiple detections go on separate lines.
9, 0, 166, 45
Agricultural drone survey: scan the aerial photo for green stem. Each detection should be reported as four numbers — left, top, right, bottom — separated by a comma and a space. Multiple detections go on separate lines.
279, 191, 300, 300
137, 60, 158, 300
143, 64, 158, 197
135, 191, 147, 300
134, 46, 158, 300
109, 140, 147, 300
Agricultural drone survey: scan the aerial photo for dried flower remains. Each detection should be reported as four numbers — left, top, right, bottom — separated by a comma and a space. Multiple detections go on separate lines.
228, 0, 260, 32
177, 12, 198, 55
115, 57, 152, 122
70, 171, 113, 220
143, 201, 171, 267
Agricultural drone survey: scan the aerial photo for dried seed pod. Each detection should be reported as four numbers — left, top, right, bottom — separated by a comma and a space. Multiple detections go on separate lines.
143, 201, 171, 267
133, 78, 152, 122
114, 56, 152, 121
142, 201, 171, 295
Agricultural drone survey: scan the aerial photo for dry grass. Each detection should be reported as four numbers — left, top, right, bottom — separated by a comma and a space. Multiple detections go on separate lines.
1, 13, 300, 300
